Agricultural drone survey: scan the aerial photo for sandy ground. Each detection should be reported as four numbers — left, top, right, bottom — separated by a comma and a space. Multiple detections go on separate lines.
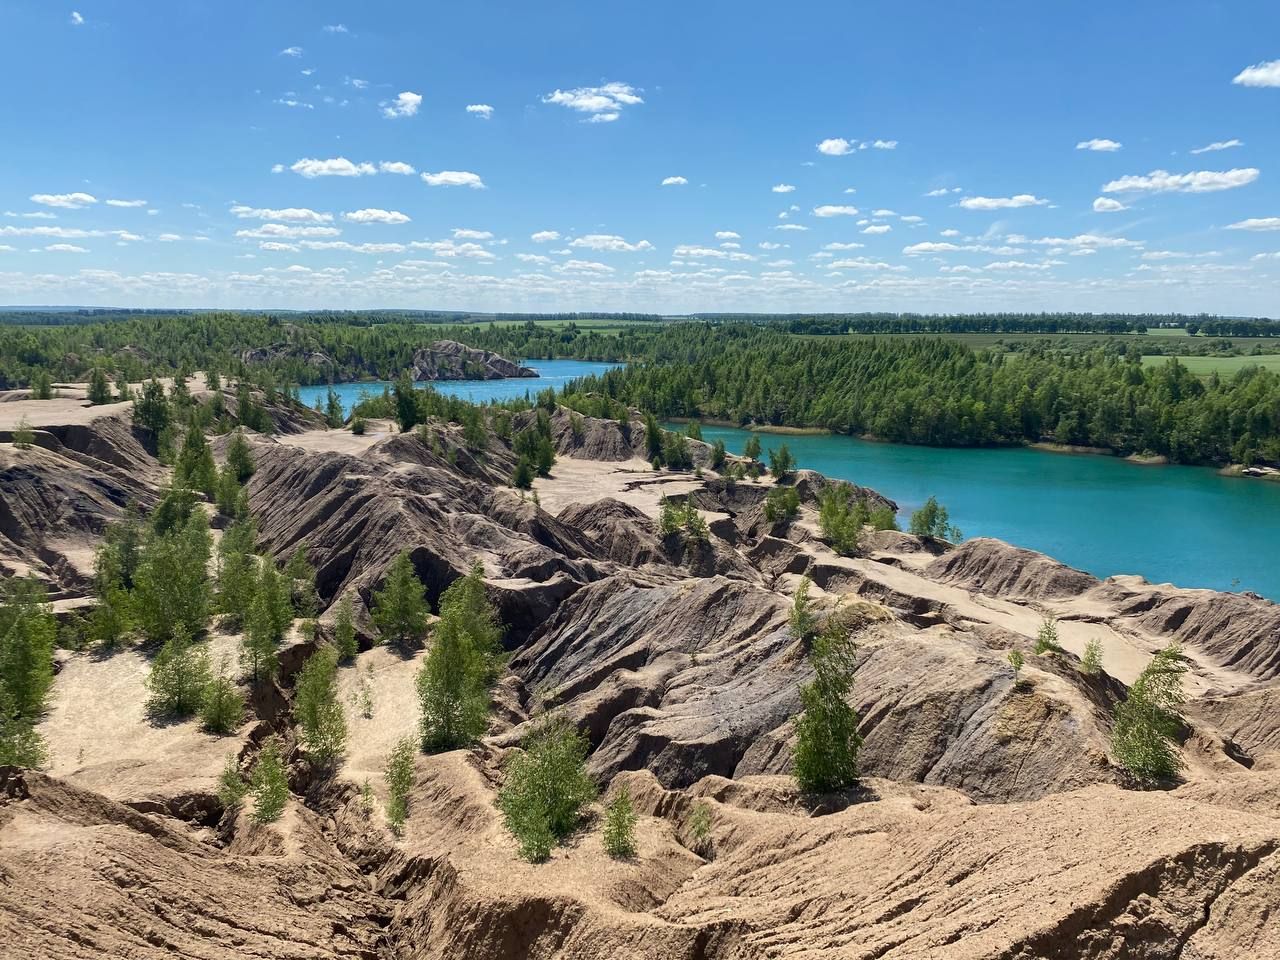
39, 630, 248, 803
276, 418, 399, 455
533, 456, 717, 517
335, 644, 424, 789
0, 374, 214, 430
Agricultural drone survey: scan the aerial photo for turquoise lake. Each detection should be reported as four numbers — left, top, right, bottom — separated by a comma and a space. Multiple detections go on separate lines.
688, 423, 1280, 601
302, 360, 1280, 600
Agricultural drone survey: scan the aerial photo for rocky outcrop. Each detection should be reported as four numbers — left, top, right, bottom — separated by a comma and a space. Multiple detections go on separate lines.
411, 340, 537, 381
925, 536, 1101, 599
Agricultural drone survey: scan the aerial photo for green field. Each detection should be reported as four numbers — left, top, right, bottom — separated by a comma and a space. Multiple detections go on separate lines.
1142, 354, 1280, 376
1143, 327, 1190, 337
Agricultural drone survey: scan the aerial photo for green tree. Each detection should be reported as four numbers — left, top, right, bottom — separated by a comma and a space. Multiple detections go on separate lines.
602, 786, 638, 859
241, 561, 289, 683
250, 737, 289, 823
174, 421, 217, 497
133, 377, 171, 436
132, 513, 212, 643
768, 444, 796, 478
372, 551, 428, 647
12, 415, 34, 450
792, 618, 862, 794
217, 753, 247, 811
216, 520, 257, 627
1034, 618, 1062, 655
324, 387, 344, 428
512, 455, 535, 490
909, 496, 963, 542
1081, 638, 1103, 675
1008, 648, 1025, 682
497, 716, 596, 862
710, 439, 727, 470
743, 434, 762, 461
145, 622, 213, 718
643, 412, 664, 463
394, 372, 419, 432
200, 666, 244, 735
225, 428, 256, 482
295, 646, 347, 767
87, 367, 112, 405
1111, 644, 1188, 784
0, 691, 48, 767
384, 735, 416, 833
0, 578, 57, 723
333, 594, 358, 662
817, 486, 868, 556
789, 576, 819, 642
284, 544, 319, 617
869, 505, 899, 531
151, 484, 199, 535
763, 486, 800, 523
685, 420, 703, 441
416, 565, 499, 751
658, 496, 681, 536
30, 368, 53, 400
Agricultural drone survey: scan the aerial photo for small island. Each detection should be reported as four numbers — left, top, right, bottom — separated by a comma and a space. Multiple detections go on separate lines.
410, 340, 538, 381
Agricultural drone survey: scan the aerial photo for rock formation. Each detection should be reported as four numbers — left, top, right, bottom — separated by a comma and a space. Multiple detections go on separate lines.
410, 340, 537, 381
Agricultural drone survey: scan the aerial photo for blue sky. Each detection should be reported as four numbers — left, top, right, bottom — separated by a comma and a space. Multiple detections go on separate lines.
2, 1, 1280, 314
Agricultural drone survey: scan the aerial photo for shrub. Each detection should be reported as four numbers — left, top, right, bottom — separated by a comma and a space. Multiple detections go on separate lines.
145, 623, 213, 719
1007, 648, 1025, 681
498, 717, 596, 862
200, 668, 244, 735
1111, 644, 1188, 784
792, 618, 862, 794
350, 417, 367, 435
225, 429, 256, 482
763, 486, 800, 523
384, 735, 416, 833
295, 646, 347, 767
87, 367, 112, 405
602, 786, 639, 859
0, 578, 57, 723
658, 496, 681, 536
250, 737, 289, 823
909, 496, 962, 542
217, 753, 248, 811
333, 594, 358, 662
12, 415, 34, 450
817, 486, 868, 556
0, 694, 47, 768
743, 434, 762, 461
767, 444, 795, 478
1081, 638, 1103, 675
789, 576, 819, 642
512, 455, 535, 489
686, 801, 713, 857
869, 505, 899, 531
1034, 618, 1063, 655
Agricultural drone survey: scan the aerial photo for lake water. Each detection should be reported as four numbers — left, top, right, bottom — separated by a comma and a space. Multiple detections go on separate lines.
304, 362, 1280, 599
296, 359, 622, 417
683, 424, 1280, 600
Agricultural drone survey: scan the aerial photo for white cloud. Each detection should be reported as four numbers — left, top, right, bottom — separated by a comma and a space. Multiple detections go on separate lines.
516, 253, 551, 264
1033, 233, 1141, 250
298, 241, 407, 254
323, 24, 349, 33
235, 223, 342, 239
985, 260, 1053, 271
347, 77, 369, 90
280, 46, 303, 57
274, 98, 314, 110
342, 208, 411, 225
382, 91, 422, 119
830, 257, 904, 271
379, 161, 416, 175
661, 176, 688, 186
105, 199, 148, 208
862, 224, 892, 234
772, 184, 796, 193
925, 187, 963, 197
542, 82, 642, 122
45, 243, 87, 253
466, 104, 494, 119
758, 241, 783, 250
271, 163, 285, 174
1076, 138, 1122, 152
774, 223, 809, 232
291, 157, 377, 178
1226, 217, 1280, 231
157, 233, 182, 242
903, 241, 961, 254
4, 211, 56, 219
1233, 60, 1280, 87
556, 259, 615, 274
817, 138, 853, 156
1191, 139, 1244, 154
1102, 168, 1259, 194
959, 194, 1049, 210
231, 205, 333, 222
70, 10, 84, 25
570, 234, 653, 252
871, 140, 897, 150
452, 228, 493, 240
715, 231, 740, 240
872, 209, 897, 217
823, 241, 864, 250
31, 192, 97, 209
813, 205, 859, 218
531, 230, 560, 243
940, 228, 961, 237
408, 240, 494, 259
421, 170, 485, 188
1093, 197, 1127, 212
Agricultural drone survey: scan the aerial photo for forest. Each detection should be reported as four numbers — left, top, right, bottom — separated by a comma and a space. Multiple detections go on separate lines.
561, 324, 1280, 466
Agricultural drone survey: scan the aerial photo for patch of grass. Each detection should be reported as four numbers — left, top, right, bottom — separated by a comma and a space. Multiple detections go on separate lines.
1141, 354, 1280, 377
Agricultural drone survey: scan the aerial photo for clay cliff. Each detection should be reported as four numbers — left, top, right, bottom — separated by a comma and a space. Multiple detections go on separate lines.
410, 340, 537, 381
1, 392, 1279, 959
